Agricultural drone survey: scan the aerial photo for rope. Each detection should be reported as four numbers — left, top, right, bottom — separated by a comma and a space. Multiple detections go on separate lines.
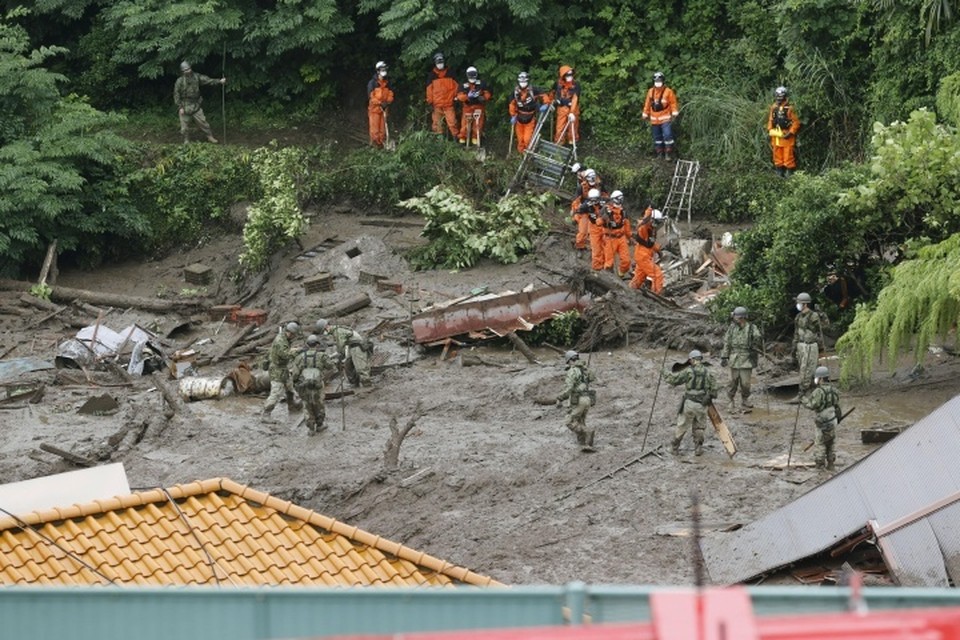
0, 504, 117, 585
161, 488, 236, 586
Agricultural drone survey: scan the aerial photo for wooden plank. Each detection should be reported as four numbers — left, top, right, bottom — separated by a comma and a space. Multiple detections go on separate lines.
39, 443, 96, 467
707, 403, 738, 458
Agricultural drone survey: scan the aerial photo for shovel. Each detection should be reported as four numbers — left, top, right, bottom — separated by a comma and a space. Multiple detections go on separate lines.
382, 107, 396, 152
471, 111, 485, 162
507, 118, 515, 158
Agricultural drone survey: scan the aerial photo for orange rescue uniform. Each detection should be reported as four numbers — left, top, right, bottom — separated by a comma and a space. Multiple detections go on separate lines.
767, 99, 801, 170
457, 78, 492, 145
630, 210, 664, 293
367, 75, 395, 148
552, 65, 581, 145
508, 85, 547, 154
602, 203, 632, 277
426, 66, 459, 138
570, 174, 604, 251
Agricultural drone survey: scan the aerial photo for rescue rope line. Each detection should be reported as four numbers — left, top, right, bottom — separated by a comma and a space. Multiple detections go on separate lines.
0, 504, 117, 585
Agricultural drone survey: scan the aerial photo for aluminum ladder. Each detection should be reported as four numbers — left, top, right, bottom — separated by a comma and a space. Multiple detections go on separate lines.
662, 159, 700, 228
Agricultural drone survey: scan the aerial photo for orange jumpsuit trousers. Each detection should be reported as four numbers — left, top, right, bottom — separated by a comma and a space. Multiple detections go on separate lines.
630, 244, 664, 293
603, 219, 632, 277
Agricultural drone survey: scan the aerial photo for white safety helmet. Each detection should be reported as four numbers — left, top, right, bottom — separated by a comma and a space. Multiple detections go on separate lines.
466, 66, 478, 80
651, 209, 664, 220
587, 188, 601, 201
375, 61, 388, 76
584, 169, 597, 185
610, 190, 623, 205
517, 71, 529, 87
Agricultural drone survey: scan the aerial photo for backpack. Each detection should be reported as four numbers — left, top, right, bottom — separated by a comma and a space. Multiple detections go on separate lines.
300, 351, 322, 389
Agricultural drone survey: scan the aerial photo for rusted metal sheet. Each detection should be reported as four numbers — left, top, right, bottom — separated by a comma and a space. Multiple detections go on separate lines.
701, 394, 960, 586
411, 286, 591, 344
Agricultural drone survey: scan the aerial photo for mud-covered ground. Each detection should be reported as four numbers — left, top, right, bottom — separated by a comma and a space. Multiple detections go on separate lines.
1, 209, 958, 586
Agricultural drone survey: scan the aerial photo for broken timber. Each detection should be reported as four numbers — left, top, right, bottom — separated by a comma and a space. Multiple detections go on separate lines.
211, 324, 256, 364
315, 292, 371, 319
0, 279, 205, 313
556, 446, 664, 502
707, 403, 738, 457
39, 443, 96, 467
506, 331, 539, 364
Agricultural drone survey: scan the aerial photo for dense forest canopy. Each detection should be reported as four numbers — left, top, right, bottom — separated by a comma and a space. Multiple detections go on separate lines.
2, 0, 960, 379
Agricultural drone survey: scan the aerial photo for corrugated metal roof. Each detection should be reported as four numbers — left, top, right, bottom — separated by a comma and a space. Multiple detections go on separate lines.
701, 394, 960, 586
0, 477, 499, 587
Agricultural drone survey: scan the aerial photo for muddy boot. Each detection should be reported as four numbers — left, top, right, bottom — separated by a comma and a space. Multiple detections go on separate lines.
207, 135, 219, 143
575, 430, 586, 446
741, 396, 753, 414
581, 431, 596, 453
694, 444, 704, 456
670, 437, 681, 455
286, 392, 302, 412
260, 408, 278, 425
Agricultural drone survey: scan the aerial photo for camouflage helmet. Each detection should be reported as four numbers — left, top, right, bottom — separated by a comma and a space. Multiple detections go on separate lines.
179, 61, 191, 73
306, 334, 320, 346
814, 366, 830, 379
732, 306, 748, 318
314, 318, 329, 333
564, 350, 579, 364
796, 292, 812, 304
284, 321, 301, 335
689, 349, 703, 360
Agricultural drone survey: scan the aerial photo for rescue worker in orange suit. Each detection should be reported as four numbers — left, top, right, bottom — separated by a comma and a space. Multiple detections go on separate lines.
630, 206, 665, 294
601, 190, 632, 279
426, 52, 459, 140
570, 167, 603, 252
767, 86, 801, 177
367, 61, 394, 149
642, 71, 680, 160
508, 71, 550, 154
551, 65, 580, 145
574, 188, 607, 271
457, 66, 491, 146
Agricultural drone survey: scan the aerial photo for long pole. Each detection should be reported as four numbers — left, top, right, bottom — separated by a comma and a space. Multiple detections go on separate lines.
507, 120, 514, 158
639, 344, 671, 450
221, 42, 226, 144
786, 399, 802, 468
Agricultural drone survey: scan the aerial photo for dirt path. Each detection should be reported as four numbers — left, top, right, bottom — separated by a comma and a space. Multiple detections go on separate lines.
2, 209, 958, 586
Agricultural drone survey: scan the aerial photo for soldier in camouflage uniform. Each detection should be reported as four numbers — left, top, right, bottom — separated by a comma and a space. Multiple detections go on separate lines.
290, 334, 336, 435
792, 292, 824, 399
801, 366, 842, 470
174, 60, 226, 144
315, 319, 372, 387
555, 351, 598, 452
261, 322, 302, 420
664, 350, 718, 456
720, 306, 763, 413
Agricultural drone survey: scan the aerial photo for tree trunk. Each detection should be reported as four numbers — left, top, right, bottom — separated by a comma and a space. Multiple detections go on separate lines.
316, 292, 371, 319
1, 279, 206, 313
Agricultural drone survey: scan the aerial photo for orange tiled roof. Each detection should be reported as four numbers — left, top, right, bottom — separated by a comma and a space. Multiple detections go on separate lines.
0, 477, 499, 587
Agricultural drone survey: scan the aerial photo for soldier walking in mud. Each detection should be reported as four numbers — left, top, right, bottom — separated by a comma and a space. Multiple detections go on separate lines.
801, 366, 842, 470
315, 319, 373, 388
290, 334, 336, 435
792, 291, 824, 400
261, 322, 302, 421
720, 306, 763, 413
663, 350, 718, 456
555, 350, 597, 452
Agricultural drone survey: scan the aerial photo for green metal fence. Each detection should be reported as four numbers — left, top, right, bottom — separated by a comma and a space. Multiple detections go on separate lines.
2, 583, 959, 640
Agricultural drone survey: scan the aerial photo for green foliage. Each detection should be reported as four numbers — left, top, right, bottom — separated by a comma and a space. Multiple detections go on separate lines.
837, 232, 960, 382
936, 72, 960, 127
330, 132, 509, 212
681, 85, 770, 169
695, 168, 784, 223
127, 143, 258, 255
525, 310, 585, 347
403, 186, 550, 270
240, 144, 309, 271
0, 18, 136, 274
715, 165, 869, 329
838, 109, 960, 242
29, 283, 52, 300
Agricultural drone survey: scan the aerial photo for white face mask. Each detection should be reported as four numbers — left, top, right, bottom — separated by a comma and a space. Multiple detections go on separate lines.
564, 74, 573, 81
654, 81, 663, 88
378, 70, 387, 78
436, 62, 444, 70
518, 81, 528, 88
796, 303, 804, 312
